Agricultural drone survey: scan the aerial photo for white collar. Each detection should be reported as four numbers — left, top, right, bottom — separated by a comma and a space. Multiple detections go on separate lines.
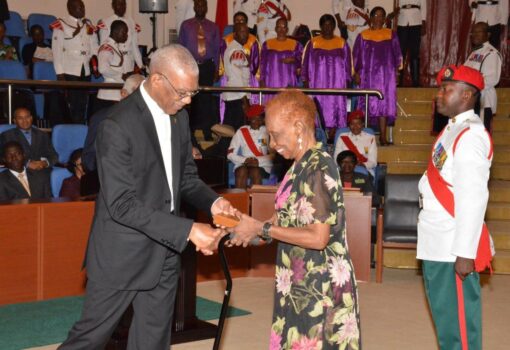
140, 81, 166, 117
9, 167, 27, 177
449, 109, 475, 125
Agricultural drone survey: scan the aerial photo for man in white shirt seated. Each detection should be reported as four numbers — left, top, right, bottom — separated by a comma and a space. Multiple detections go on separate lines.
333, 110, 377, 178
227, 104, 273, 188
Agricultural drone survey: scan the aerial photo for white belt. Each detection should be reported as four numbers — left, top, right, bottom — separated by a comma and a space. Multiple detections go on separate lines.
65, 49, 89, 56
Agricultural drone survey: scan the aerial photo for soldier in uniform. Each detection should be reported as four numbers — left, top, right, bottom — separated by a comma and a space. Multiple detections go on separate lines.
389, 0, 427, 87
96, 20, 129, 111
233, 0, 260, 34
465, 21, 502, 132
98, 0, 143, 74
332, 0, 369, 50
417, 65, 493, 350
333, 110, 377, 178
256, 0, 291, 44
51, 0, 99, 123
470, 0, 509, 49
227, 104, 272, 189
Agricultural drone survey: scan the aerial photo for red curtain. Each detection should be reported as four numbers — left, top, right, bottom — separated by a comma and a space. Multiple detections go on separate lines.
420, 0, 473, 86
215, 0, 228, 36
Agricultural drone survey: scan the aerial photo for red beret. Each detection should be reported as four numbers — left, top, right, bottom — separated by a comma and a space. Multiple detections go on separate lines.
436, 65, 484, 91
246, 104, 265, 119
347, 110, 364, 124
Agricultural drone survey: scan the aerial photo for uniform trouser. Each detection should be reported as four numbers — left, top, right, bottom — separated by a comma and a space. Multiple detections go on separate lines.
422, 260, 482, 350
488, 24, 501, 50
58, 250, 181, 350
64, 69, 90, 124
190, 59, 219, 140
397, 25, 421, 86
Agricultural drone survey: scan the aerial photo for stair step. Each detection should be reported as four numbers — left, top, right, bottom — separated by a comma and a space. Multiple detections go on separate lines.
492, 131, 510, 146
496, 88, 510, 101
386, 161, 427, 175
395, 116, 432, 130
491, 163, 510, 181
494, 146, 510, 163
492, 250, 510, 274
393, 130, 436, 145
487, 220, 510, 250
378, 145, 430, 163
397, 87, 437, 101
486, 202, 510, 221
398, 101, 433, 115
492, 116, 510, 132
383, 248, 420, 269
489, 180, 510, 203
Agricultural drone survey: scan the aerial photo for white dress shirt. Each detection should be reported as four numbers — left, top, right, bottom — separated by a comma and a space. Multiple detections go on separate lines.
417, 110, 492, 262
470, 0, 509, 26
140, 81, 174, 212
464, 41, 502, 113
397, 0, 427, 27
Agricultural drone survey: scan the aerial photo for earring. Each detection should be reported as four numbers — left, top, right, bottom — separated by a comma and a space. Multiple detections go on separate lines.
298, 136, 303, 150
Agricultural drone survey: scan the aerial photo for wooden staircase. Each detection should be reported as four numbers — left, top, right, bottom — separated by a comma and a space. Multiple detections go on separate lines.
380, 88, 510, 274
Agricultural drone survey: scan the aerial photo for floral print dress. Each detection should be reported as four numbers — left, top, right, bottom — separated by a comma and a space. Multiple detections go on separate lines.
270, 143, 361, 350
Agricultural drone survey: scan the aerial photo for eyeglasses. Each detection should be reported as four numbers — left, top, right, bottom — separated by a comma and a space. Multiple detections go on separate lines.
157, 72, 199, 99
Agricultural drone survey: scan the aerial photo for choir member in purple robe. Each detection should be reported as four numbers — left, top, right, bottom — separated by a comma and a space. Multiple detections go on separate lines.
301, 14, 352, 129
259, 18, 303, 104
353, 6, 402, 145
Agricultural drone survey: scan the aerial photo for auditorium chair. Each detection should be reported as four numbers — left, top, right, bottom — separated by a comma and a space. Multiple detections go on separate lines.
51, 124, 88, 164
0, 123, 16, 134
50, 167, 73, 197
0, 60, 26, 80
375, 174, 421, 283
32, 62, 58, 119
27, 13, 57, 40
4, 11, 26, 38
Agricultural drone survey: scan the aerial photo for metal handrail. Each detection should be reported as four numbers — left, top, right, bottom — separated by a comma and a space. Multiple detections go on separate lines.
0, 79, 383, 125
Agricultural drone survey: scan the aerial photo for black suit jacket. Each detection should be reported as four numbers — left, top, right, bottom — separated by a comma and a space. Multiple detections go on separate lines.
0, 127, 59, 166
0, 169, 52, 201
85, 88, 219, 291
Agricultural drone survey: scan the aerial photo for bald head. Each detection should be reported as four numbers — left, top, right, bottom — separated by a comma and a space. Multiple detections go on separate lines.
121, 74, 145, 99
149, 44, 199, 78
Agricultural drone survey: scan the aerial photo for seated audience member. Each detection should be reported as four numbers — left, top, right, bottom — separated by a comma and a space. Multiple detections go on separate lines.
0, 141, 51, 201
60, 148, 85, 198
333, 109, 377, 178
0, 22, 17, 60
96, 20, 130, 113
227, 104, 272, 188
0, 107, 58, 172
337, 150, 378, 206
22, 24, 53, 78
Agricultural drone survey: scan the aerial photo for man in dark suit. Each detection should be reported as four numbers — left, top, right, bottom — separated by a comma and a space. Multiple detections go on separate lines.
0, 107, 59, 171
59, 44, 234, 350
0, 141, 52, 201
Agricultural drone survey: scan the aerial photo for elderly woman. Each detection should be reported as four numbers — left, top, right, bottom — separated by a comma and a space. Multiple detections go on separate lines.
353, 6, 402, 145
301, 14, 351, 130
59, 148, 85, 198
230, 91, 360, 349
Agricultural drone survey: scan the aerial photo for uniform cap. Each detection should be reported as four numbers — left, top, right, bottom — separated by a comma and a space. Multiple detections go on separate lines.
436, 65, 484, 91
246, 104, 265, 119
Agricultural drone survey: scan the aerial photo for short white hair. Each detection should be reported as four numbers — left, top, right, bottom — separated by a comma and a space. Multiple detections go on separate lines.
122, 74, 144, 95
149, 44, 199, 76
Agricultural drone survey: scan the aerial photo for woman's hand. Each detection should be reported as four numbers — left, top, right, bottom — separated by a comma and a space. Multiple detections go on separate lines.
228, 213, 263, 247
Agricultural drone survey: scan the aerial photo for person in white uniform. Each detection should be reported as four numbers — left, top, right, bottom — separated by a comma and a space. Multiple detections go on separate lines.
51, 0, 98, 123
388, 0, 426, 86
96, 20, 129, 111
234, 0, 260, 33
464, 21, 502, 132
332, 0, 369, 50
256, 0, 291, 44
227, 104, 272, 188
417, 65, 493, 350
333, 110, 377, 178
98, 0, 143, 74
469, 0, 508, 49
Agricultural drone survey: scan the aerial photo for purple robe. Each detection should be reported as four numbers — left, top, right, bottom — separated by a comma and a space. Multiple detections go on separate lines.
260, 38, 303, 104
301, 35, 351, 128
353, 28, 402, 126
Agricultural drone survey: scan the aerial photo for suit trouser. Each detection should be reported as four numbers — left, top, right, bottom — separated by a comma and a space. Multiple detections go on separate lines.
64, 69, 90, 124
422, 260, 482, 350
59, 250, 181, 350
